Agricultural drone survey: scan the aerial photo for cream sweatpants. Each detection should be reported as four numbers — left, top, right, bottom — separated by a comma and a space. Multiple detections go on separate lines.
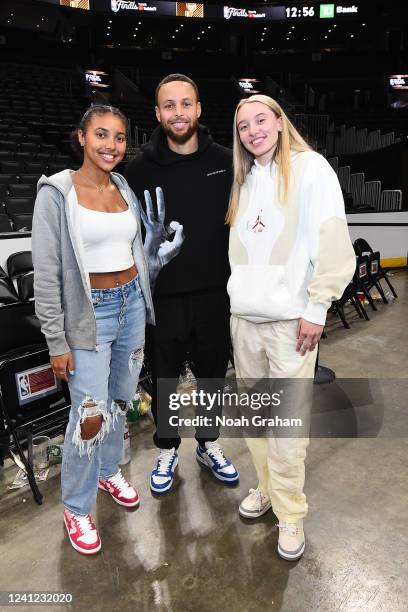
231, 316, 317, 523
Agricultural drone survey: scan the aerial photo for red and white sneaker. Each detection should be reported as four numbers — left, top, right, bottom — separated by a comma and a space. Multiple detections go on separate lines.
98, 470, 140, 508
63, 510, 101, 555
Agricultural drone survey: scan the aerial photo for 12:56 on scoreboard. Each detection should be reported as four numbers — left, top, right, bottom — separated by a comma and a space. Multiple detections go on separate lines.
285, 5, 316, 19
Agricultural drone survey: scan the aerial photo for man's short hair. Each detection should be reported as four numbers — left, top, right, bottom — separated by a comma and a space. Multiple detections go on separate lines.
155, 74, 200, 105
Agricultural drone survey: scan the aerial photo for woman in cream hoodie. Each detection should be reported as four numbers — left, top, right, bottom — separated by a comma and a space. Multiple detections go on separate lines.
226, 95, 355, 561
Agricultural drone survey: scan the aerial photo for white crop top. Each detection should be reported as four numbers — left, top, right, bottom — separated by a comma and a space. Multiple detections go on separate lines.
78, 204, 137, 273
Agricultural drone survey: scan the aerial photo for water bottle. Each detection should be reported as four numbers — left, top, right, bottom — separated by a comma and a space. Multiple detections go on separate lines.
119, 421, 131, 465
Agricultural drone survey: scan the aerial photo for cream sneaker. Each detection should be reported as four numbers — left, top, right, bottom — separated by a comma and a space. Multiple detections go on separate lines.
239, 488, 272, 518
277, 520, 305, 561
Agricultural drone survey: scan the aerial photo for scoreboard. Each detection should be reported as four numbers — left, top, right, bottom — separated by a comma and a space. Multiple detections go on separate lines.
36, 1, 361, 21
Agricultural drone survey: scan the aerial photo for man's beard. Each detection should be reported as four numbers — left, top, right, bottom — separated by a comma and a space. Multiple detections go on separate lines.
162, 119, 199, 144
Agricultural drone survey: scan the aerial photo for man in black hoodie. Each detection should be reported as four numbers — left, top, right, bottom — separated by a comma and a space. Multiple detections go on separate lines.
125, 74, 239, 494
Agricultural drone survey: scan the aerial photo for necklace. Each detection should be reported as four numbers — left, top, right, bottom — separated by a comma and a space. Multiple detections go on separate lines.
77, 169, 111, 193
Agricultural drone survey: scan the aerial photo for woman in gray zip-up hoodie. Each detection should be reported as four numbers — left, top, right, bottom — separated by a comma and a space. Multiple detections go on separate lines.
32, 105, 183, 555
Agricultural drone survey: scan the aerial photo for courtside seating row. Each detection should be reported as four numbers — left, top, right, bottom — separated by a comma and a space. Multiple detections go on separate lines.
330, 238, 398, 329
0, 248, 69, 502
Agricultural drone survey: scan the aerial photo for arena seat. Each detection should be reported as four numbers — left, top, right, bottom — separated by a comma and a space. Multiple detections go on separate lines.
25, 161, 46, 174
11, 126, 29, 135
7, 251, 33, 278
0, 174, 17, 185
40, 143, 57, 154
379, 189, 402, 212
48, 162, 66, 174
20, 142, 39, 153
5, 198, 35, 216
8, 184, 36, 198
17, 271, 34, 302
362, 181, 381, 210
36, 153, 53, 164
10, 213, 33, 232
2, 160, 24, 174
15, 152, 34, 163
7, 132, 25, 144
20, 174, 40, 185
0, 277, 20, 304
0, 151, 14, 162
0, 139, 18, 151
0, 184, 7, 202
25, 134, 41, 144
0, 213, 13, 232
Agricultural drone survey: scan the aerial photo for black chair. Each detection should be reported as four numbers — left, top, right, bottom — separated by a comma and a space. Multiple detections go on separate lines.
353, 255, 378, 312
353, 238, 374, 256
0, 183, 8, 202
48, 162, 66, 174
5, 198, 35, 216
8, 183, 36, 198
20, 174, 40, 185
331, 282, 369, 329
12, 126, 29, 134
36, 153, 52, 164
0, 151, 14, 162
25, 134, 42, 144
56, 154, 72, 165
0, 343, 71, 504
1, 160, 24, 174
0, 214, 13, 232
25, 161, 46, 174
17, 271, 34, 301
0, 174, 17, 185
15, 152, 34, 163
40, 143, 57, 154
0, 139, 18, 151
20, 142, 39, 153
8, 132, 25, 143
7, 250, 33, 278
0, 277, 20, 304
0, 265, 8, 277
11, 213, 33, 232
353, 238, 398, 300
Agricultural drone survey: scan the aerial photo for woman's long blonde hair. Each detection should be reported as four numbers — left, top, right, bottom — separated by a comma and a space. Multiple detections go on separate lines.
226, 94, 311, 226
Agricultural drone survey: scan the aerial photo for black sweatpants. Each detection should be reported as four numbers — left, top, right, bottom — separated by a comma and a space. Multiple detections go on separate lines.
147, 288, 231, 450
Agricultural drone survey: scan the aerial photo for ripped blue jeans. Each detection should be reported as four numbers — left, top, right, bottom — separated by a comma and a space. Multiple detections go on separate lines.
61, 276, 146, 516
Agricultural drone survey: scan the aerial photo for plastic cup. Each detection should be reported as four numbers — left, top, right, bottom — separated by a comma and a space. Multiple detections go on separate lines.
32, 436, 51, 472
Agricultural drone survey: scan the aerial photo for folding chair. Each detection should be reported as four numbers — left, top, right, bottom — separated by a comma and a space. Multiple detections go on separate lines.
350, 255, 377, 312
330, 272, 369, 329
0, 345, 70, 504
354, 239, 398, 300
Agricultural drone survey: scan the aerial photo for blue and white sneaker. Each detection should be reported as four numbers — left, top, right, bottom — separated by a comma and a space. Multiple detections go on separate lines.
150, 448, 178, 494
196, 442, 239, 483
